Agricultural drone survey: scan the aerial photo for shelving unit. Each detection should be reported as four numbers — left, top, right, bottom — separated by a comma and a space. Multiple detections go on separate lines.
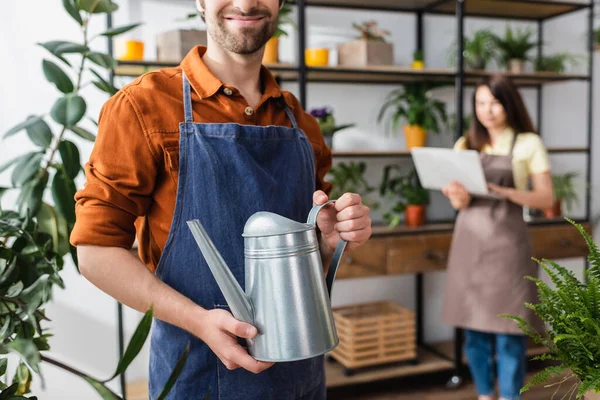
104, 0, 595, 397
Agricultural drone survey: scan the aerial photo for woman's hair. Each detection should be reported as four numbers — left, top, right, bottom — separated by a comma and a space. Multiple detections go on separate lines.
466, 74, 537, 151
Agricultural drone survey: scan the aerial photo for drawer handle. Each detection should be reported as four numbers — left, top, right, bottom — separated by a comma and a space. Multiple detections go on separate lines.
423, 250, 445, 262
559, 238, 571, 248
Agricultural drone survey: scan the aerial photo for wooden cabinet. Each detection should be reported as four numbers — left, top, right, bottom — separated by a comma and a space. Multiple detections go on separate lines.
336, 222, 592, 279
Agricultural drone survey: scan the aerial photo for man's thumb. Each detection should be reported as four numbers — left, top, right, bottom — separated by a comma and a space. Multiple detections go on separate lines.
313, 190, 328, 206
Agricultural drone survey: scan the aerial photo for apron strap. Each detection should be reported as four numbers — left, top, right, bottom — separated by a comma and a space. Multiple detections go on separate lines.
182, 71, 194, 124
509, 131, 518, 155
282, 100, 299, 129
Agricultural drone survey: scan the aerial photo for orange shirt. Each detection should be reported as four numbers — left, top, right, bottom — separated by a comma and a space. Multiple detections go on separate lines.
70, 46, 332, 272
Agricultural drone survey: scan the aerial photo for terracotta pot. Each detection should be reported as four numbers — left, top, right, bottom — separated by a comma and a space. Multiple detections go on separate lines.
509, 59, 524, 74
405, 205, 425, 227
543, 198, 562, 219
403, 125, 427, 150
584, 390, 600, 400
263, 37, 279, 64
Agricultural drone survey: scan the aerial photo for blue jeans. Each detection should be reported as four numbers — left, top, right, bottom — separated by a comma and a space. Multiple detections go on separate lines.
464, 329, 527, 400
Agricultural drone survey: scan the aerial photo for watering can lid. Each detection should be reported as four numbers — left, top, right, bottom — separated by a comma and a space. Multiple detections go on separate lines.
242, 212, 312, 238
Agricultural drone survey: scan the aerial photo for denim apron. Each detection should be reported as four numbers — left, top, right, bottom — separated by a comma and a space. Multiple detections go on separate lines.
148, 72, 326, 399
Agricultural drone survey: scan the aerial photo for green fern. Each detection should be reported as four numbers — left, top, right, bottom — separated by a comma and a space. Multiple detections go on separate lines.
503, 218, 600, 398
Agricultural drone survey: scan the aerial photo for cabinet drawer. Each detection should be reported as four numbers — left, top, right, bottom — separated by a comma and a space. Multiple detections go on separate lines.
336, 238, 387, 279
387, 233, 452, 275
530, 222, 591, 260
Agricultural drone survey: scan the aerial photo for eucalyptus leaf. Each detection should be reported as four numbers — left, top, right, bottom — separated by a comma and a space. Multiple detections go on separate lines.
99, 23, 141, 37
4, 116, 43, 139
62, 0, 83, 25
11, 154, 43, 188
58, 140, 81, 180
87, 52, 117, 69
6, 339, 40, 373
83, 377, 121, 400
25, 117, 53, 149
51, 94, 87, 127
42, 60, 74, 94
107, 308, 153, 381
69, 126, 96, 141
51, 170, 76, 225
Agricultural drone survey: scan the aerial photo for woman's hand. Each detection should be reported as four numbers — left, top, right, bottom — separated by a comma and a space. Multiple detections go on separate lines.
442, 181, 472, 210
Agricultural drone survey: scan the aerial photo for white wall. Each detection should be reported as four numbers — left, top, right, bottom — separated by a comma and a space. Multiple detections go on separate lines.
0, 0, 598, 398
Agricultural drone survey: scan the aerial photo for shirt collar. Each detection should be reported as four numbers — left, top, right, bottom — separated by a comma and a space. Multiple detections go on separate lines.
180, 45, 283, 101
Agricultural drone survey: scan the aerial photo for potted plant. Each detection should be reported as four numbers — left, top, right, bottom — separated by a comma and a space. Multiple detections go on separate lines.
309, 106, 354, 148
380, 166, 429, 228
491, 25, 537, 74
327, 162, 379, 210
544, 172, 579, 218
377, 83, 448, 150
263, 0, 294, 64
448, 29, 497, 70
411, 49, 424, 69
595, 27, 600, 51
501, 219, 600, 400
338, 20, 393, 67
534, 52, 580, 73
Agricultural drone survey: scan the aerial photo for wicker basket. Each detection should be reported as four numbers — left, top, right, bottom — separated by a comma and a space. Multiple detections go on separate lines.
329, 301, 417, 374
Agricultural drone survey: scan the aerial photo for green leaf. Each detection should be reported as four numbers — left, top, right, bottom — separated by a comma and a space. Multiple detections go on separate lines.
42, 60, 74, 94
90, 69, 118, 95
69, 126, 96, 141
0, 383, 18, 397
83, 377, 121, 400
38, 41, 89, 56
106, 308, 153, 381
99, 23, 141, 37
77, 0, 119, 14
87, 52, 117, 69
6, 339, 40, 373
0, 358, 7, 376
25, 117, 53, 148
58, 140, 81, 180
19, 276, 50, 315
0, 154, 31, 175
17, 171, 48, 217
51, 94, 87, 127
62, 0, 83, 25
11, 153, 43, 187
37, 203, 70, 257
6, 282, 24, 298
4, 116, 43, 139
156, 341, 191, 400
51, 170, 77, 225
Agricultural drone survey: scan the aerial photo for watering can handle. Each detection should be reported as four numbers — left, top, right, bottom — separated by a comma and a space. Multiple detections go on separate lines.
307, 200, 348, 298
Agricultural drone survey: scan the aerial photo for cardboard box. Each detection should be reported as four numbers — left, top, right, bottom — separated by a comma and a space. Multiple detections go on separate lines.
337, 39, 393, 67
156, 29, 207, 62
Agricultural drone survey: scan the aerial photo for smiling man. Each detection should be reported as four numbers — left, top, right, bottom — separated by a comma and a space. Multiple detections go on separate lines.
70, 0, 372, 398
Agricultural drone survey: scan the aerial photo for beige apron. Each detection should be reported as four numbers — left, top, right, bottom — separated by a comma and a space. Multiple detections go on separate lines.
442, 135, 539, 335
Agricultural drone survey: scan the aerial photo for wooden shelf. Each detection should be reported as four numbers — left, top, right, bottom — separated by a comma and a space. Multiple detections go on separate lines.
113, 60, 297, 78
325, 345, 454, 388
332, 147, 588, 158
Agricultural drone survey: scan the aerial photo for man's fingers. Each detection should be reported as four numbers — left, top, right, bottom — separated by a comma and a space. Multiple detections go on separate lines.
313, 190, 328, 206
336, 204, 368, 221
335, 216, 371, 232
333, 192, 361, 211
220, 315, 258, 339
227, 346, 275, 374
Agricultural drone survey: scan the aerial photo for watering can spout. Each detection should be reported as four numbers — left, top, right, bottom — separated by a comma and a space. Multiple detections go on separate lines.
186, 220, 254, 325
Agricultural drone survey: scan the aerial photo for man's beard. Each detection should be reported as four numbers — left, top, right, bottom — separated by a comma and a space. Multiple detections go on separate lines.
207, 7, 278, 55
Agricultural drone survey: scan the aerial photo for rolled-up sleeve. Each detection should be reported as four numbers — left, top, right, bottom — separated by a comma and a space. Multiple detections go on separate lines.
70, 90, 158, 249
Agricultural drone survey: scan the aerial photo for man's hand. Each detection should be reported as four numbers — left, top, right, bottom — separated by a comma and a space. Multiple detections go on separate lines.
313, 190, 372, 254
195, 309, 274, 374
442, 181, 472, 210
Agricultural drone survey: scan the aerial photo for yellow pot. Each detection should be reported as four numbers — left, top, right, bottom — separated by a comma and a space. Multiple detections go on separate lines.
263, 37, 279, 64
404, 125, 427, 149
119, 40, 145, 61
411, 60, 424, 70
305, 48, 329, 66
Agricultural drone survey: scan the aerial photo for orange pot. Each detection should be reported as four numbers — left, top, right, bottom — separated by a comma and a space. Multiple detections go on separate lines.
543, 198, 562, 219
119, 40, 145, 61
403, 125, 427, 149
305, 48, 329, 66
263, 37, 279, 64
405, 205, 426, 227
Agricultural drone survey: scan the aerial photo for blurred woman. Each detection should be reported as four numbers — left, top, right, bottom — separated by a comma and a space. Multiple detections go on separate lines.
441, 74, 554, 400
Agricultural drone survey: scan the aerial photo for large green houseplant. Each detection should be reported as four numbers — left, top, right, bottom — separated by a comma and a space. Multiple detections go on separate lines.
544, 172, 580, 219
327, 162, 378, 210
491, 25, 537, 74
448, 29, 497, 70
0, 0, 188, 397
501, 219, 600, 399
379, 166, 429, 228
377, 83, 448, 150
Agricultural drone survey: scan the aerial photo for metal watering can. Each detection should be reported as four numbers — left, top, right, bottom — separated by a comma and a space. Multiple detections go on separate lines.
186, 200, 347, 362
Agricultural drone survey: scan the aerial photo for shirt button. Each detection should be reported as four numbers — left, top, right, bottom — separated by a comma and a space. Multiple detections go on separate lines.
223, 88, 233, 96
245, 106, 254, 116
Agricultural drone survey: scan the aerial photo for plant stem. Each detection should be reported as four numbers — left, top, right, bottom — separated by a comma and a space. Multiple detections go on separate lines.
40, 354, 91, 381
